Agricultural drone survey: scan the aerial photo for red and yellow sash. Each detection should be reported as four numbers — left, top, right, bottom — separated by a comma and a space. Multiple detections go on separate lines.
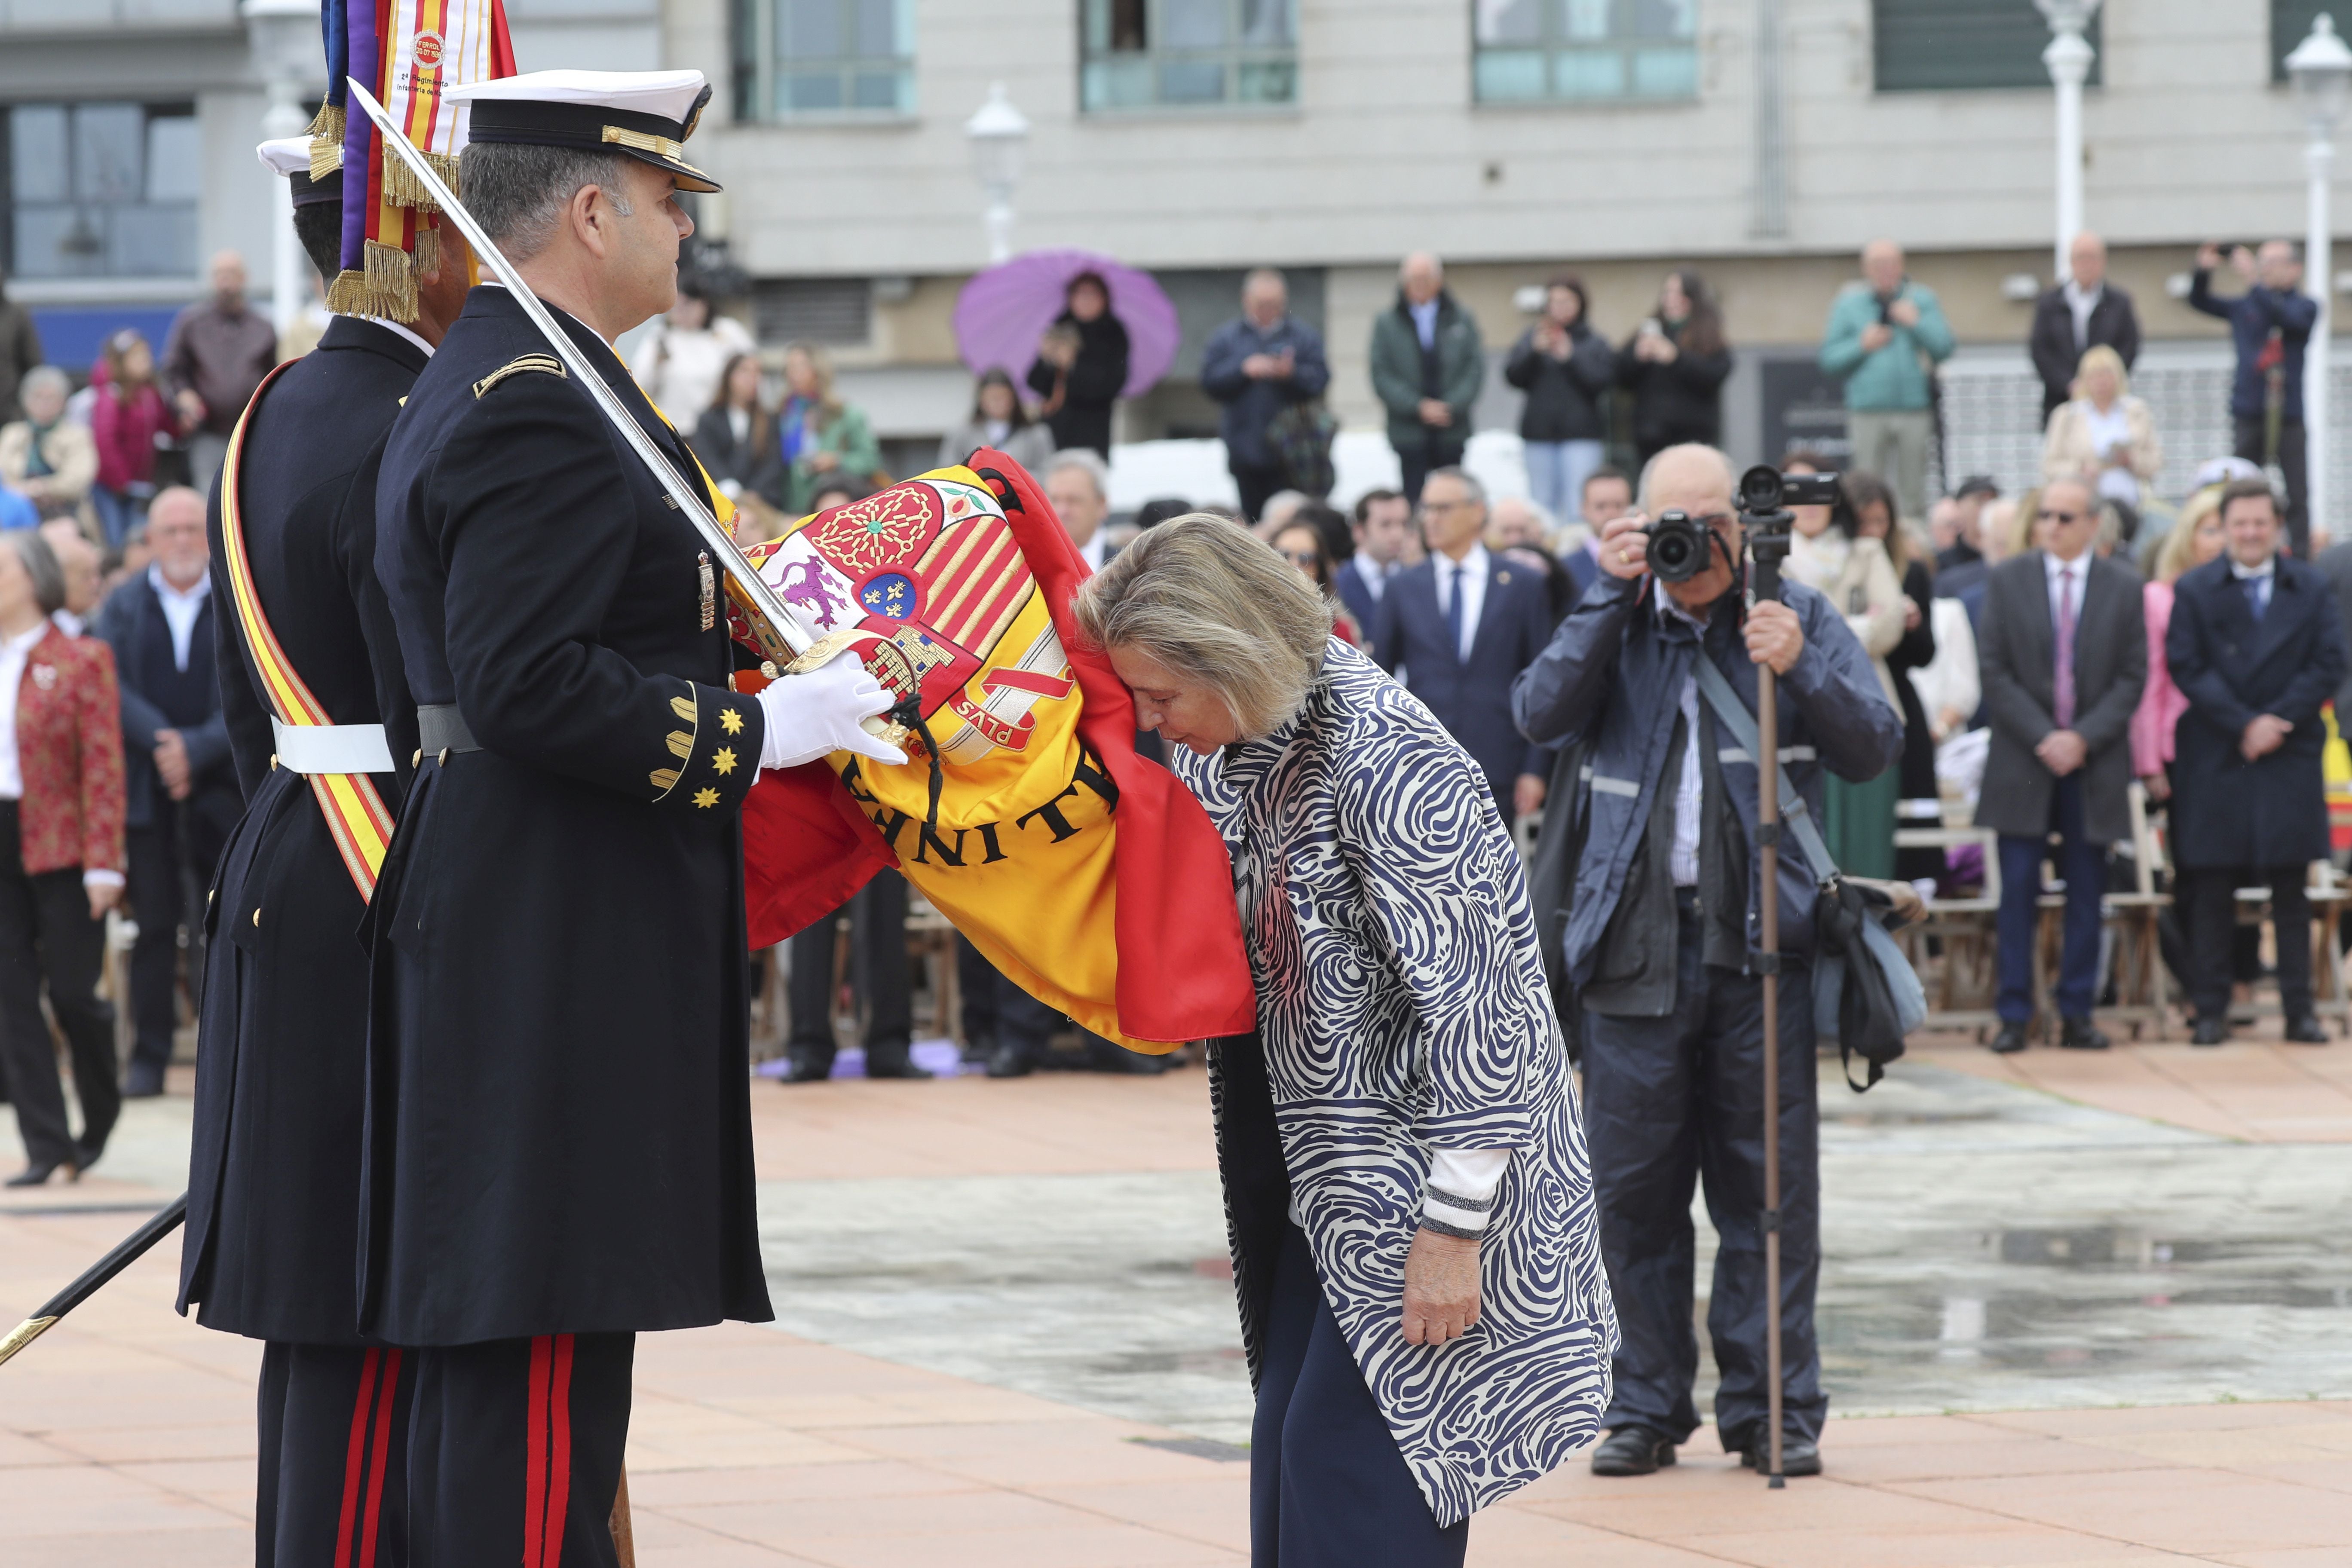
217, 362, 399, 901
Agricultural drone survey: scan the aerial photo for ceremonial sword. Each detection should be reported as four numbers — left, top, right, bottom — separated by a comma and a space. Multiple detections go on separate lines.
0, 1195, 187, 1368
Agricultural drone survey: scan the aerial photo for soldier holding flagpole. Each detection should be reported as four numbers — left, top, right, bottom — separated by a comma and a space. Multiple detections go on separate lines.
364, 69, 904, 1562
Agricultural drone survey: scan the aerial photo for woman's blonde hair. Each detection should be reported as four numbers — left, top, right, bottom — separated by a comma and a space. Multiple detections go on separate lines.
782, 340, 843, 426
2073, 343, 2130, 400
2007, 486, 2043, 557
1070, 513, 1332, 738
2156, 485, 2226, 583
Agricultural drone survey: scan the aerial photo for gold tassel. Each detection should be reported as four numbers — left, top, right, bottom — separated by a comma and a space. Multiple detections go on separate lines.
361, 239, 418, 324
304, 102, 346, 180
324, 268, 370, 315
412, 223, 439, 280
382, 148, 460, 213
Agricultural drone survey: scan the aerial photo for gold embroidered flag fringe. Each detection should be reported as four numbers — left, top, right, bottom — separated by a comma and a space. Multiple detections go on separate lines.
305, 101, 346, 179
360, 239, 418, 322
411, 222, 440, 279
381, 147, 459, 214
325, 268, 371, 315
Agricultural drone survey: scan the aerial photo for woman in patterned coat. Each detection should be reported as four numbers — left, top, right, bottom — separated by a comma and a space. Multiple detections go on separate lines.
1073, 515, 1614, 1567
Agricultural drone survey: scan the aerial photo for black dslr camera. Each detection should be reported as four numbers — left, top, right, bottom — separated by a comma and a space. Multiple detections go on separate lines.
1644, 465, 1841, 584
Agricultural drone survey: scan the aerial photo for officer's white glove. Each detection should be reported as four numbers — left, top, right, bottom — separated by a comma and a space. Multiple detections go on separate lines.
756, 649, 908, 769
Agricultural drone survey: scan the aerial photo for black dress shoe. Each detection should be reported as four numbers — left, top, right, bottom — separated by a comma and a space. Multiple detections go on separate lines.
5, 1158, 77, 1188
1739, 1436, 1823, 1477
960, 1031, 997, 1066
864, 1053, 935, 1080
1588, 1425, 1676, 1476
2190, 1016, 2230, 1047
984, 1042, 1036, 1079
121, 1061, 165, 1099
1989, 1022, 2030, 1054
73, 1139, 103, 1173
780, 1054, 835, 1084
2058, 1017, 2110, 1051
2284, 1014, 2331, 1044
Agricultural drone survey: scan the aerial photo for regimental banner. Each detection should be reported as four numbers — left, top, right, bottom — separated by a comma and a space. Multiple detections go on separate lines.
732, 453, 1256, 1053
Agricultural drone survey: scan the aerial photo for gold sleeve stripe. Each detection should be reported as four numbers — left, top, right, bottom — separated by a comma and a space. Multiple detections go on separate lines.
650, 767, 681, 790
472, 355, 566, 399
665, 730, 693, 759
671, 694, 697, 722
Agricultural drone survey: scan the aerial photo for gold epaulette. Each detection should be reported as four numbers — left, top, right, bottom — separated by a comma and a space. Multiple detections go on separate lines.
472, 354, 566, 400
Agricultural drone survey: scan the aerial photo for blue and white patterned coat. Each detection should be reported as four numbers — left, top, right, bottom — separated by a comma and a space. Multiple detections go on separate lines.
1170, 639, 1617, 1527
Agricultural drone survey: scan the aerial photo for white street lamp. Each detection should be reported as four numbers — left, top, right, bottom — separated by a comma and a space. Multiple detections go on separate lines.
2037, 0, 2103, 283
2290, 14, 2352, 548
243, 0, 322, 339
963, 83, 1030, 265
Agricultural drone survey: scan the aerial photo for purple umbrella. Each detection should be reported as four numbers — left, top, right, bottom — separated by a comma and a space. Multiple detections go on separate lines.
952, 248, 1181, 401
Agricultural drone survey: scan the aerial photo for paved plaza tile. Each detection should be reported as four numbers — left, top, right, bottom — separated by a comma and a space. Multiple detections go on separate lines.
3, 1044, 2349, 1565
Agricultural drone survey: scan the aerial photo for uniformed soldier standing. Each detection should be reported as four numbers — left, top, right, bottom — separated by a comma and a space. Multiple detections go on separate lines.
366, 70, 903, 1565
175, 135, 469, 1566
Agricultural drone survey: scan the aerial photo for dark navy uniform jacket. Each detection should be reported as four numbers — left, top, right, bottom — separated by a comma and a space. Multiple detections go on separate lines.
178, 315, 424, 1344
363, 285, 770, 1346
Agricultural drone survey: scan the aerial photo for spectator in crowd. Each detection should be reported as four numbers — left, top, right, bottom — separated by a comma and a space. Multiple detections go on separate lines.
1615, 270, 1732, 466
1371, 468, 1554, 819
1910, 591, 1980, 744
2316, 506, 2352, 732
806, 477, 864, 514
1271, 516, 1361, 645
1335, 487, 1409, 631
0, 266, 42, 427
2135, 486, 2228, 805
1201, 268, 1331, 522
782, 869, 927, 1082
1292, 499, 1353, 566
0, 367, 95, 526
1044, 448, 1116, 571
1820, 240, 1954, 521
0, 487, 32, 532
766, 342, 880, 518
939, 366, 1055, 475
1851, 478, 1944, 884
1489, 496, 1575, 623
0, 532, 125, 1185
160, 251, 277, 497
1514, 442, 1899, 1480
1562, 465, 1635, 600
1505, 273, 1614, 522
1785, 462, 1908, 878
1134, 496, 1191, 530
1975, 478, 2146, 1054
1933, 475, 2000, 585
2166, 479, 2347, 1044
88, 330, 173, 548
1026, 271, 1129, 459
40, 519, 102, 637
1369, 253, 1483, 504
690, 352, 772, 506
1253, 489, 1308, 536
2030, 232, 2141, 423
2042, 346, 2162, 520
93, 485, 241, 1098
2192, 241, 2320, 557
628, 278, 754, 421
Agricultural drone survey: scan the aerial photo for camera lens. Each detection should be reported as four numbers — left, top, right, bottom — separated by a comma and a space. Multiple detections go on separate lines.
1650, 530, 1695, 576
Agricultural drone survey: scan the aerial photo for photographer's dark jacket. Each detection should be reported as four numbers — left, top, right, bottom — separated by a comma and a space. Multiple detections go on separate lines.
1513, 573, 1900, 1014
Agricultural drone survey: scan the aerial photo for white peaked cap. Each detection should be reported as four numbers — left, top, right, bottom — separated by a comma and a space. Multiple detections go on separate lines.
448, 69, 710, 126
255, 136, 312, 178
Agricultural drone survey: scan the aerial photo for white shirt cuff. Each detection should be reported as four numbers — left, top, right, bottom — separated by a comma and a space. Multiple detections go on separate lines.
1422, 1147, 1510, 1237
83, 869, 125, 890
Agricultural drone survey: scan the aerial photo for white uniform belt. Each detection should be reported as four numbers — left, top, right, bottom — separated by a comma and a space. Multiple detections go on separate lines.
271, 717, 395, 775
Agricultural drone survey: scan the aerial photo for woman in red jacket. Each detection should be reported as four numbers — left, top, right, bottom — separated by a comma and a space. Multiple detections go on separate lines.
0, 531, 127, 1185
89, 329, 175, 549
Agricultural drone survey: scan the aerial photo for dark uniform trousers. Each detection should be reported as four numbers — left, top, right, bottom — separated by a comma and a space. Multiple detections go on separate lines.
405, 1334, 634, 1568
787, 868, 913, 1072
2184, 866, 2314, 1023
1580, 900, 1826, 1451
257, 1342, 413, 1567
0, 800, 117, 1166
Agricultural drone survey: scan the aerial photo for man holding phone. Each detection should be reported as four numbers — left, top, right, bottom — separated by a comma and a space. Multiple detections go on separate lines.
1820, 240, 1954, 521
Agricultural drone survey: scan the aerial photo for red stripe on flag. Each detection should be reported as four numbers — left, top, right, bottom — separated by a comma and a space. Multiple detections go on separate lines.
333, 1348, 383, 1568
544, 1335, 576, 1568
984, 667, 1075, 700
357, 1349, 402, 1568
524, 1336, 551, 1568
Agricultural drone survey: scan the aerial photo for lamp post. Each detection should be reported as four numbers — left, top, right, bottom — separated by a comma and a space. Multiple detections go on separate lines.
963, 83, 1030, 265
242, 0, 321, 339
2290, 14, 2352, 548
2037, 0, 2103, 282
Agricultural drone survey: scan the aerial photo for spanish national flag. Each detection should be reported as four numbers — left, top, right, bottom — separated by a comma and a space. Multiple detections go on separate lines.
732, 451, 1256, 1053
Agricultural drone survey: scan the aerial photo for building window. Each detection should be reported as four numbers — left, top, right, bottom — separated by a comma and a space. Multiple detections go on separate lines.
2, 102, 198, 279
2275, 2, 2334, 81
754, 277, 872, 346
737, 0, 914, 119
1873, 0, 2100, 93
1473, 0, 1699, 104
1081, 0, 1298, 112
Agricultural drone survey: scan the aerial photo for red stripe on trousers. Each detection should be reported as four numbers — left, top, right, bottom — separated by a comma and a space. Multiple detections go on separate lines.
544, 1335, 576, 1568
357, 1348, 402, 1568
333, 1348, 384, 1568
524, 1337, 551, 1568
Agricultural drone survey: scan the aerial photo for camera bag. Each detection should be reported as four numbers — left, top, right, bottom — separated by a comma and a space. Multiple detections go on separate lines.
1691, 655, 1926, 1090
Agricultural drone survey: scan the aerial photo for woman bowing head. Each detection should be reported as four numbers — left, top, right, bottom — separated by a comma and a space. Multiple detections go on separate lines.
1072, 515, 1614, 1568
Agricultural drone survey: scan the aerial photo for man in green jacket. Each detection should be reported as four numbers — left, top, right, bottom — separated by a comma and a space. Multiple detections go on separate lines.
1820, 239, 1954, 520
1370, 252, 1484, 505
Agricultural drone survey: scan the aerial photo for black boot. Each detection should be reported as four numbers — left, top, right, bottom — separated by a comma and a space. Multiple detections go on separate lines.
864, 1045, 934, 1080
1588, 1425, 1676, 1476
781, 1049, 836, 1084
984, 1041, 1036, 1078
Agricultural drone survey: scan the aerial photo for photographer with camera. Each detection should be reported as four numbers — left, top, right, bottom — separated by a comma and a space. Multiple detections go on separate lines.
1512, 444, 1901, 1480
1821, 240, 1953, 522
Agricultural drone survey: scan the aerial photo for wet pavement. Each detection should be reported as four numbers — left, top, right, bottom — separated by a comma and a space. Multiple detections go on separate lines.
755, 1060, 2352, 1444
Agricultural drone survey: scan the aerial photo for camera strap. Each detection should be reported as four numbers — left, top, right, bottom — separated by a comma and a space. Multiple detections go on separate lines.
1689, 651, 1840, 891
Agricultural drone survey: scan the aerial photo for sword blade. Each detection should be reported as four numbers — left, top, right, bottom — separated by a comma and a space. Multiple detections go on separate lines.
345, 80, 814, 662
0, 1193, 188, 1370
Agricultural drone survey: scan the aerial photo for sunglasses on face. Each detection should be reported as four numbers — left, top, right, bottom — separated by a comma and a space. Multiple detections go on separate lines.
1282, 550, 1319, 567
2037, 508, 2087, 524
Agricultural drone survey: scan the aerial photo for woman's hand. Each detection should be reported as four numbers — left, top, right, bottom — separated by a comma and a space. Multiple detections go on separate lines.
1401, 1227, 1481, 1346
2141, 770, 2171, 803
86, 880, 121, 920
809, 450, 841, 473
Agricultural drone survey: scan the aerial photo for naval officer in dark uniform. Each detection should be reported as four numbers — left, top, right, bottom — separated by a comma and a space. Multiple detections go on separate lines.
366, 70, 904, 1565
176, 135, 463, 1567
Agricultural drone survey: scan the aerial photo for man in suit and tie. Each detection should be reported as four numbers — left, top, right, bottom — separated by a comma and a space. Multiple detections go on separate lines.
2166, 479, 2348, 1044
1561, 465, 1635, 603
1373, 467, 1554, 818
1335, 487, 1409, 634
1974, 478, 2146, 1054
